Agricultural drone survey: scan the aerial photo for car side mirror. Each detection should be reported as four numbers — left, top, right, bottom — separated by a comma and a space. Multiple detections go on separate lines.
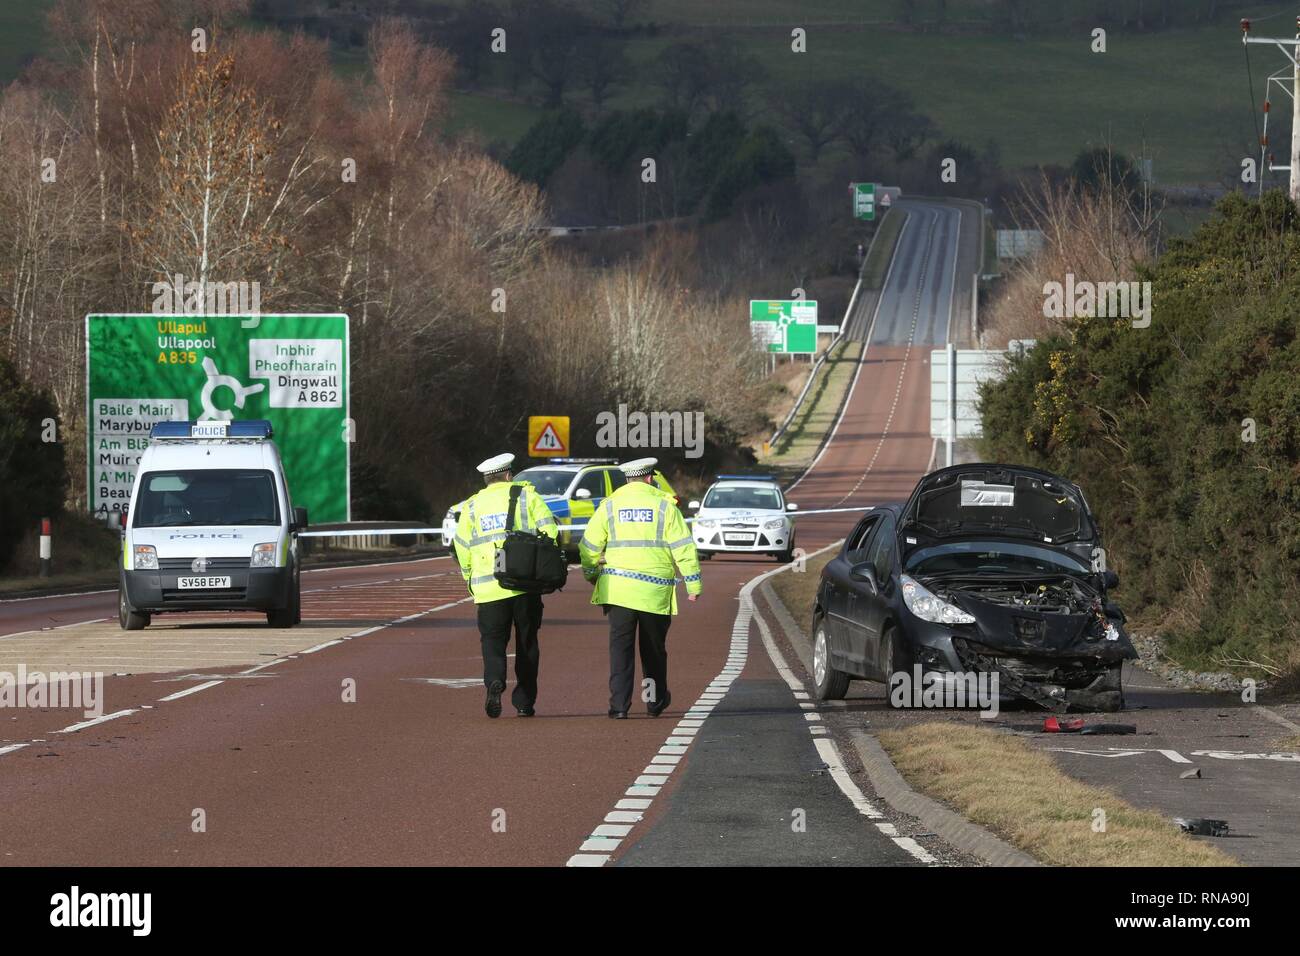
293, 506, 308, 532
574, 488, 592, 500
1099, 569, 1119, 590
687, 500, 700, 511
849, 561, 878, 592
786, 502, 798, 512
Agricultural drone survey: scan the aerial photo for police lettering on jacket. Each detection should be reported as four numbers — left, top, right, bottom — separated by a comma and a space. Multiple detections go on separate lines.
480, 512, 507, 531
618, 508, 655, 523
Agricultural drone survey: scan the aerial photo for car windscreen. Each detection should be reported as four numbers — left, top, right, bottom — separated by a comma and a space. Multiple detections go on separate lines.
703, 485, 783, 510
904, 540, 1090, 576
132, 469, 280, 527
515, 469, 573, 496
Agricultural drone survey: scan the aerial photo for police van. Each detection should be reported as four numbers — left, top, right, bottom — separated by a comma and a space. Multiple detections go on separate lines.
118, 420, 306, 630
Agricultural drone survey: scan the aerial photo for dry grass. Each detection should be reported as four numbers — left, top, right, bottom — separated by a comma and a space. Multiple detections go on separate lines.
879, 722, 1237, 867
767, 551, 834, 628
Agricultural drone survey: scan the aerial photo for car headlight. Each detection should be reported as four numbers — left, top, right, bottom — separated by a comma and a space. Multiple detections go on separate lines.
251, 542, 278, 568
763, 518, 786, 530
695, 519, 717, 529
900, 574, 975, 625
133, 544, 158, 570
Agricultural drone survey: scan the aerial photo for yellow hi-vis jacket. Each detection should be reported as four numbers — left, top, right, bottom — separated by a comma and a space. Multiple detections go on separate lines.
454, 480, 558, 604
579, 480, 701, 615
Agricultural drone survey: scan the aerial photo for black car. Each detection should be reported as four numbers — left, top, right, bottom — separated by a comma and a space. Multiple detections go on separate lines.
810, 464, 1137, 712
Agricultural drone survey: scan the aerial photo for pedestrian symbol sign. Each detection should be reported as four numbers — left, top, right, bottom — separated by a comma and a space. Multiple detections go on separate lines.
528, 416, 570, 457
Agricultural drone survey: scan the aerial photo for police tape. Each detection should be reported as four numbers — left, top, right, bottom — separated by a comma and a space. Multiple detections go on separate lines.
296, 505, 877, 539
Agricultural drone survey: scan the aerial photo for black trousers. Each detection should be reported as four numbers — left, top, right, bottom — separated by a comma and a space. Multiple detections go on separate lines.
607, 604, 672, 713
477, 592, 544, 710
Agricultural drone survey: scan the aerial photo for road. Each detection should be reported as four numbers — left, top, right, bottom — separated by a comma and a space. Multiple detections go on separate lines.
0, 198, 975, 867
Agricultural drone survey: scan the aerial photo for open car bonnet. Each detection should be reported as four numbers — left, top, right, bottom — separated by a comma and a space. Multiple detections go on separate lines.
900, 464, 1098, 564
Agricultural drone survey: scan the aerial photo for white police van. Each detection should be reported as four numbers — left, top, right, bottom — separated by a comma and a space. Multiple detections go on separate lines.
118, 420, 306, 630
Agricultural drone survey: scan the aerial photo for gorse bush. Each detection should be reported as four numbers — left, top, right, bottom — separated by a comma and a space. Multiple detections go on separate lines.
978, 191, 1300, 676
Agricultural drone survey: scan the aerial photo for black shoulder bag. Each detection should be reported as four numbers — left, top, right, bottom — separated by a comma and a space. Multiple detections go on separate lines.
494, 484, 569, 593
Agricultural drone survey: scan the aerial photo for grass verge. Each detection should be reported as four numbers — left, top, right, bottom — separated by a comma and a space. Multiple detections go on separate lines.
767, 551, 834, 629
862, 207, 904, 290
878, 722, 1238, 867
762, 338, 862, 476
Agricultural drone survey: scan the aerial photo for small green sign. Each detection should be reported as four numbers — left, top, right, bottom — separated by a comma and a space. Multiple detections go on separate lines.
749, 300, 818, 355
854, 182, 875, 220
85, 313, 351, 522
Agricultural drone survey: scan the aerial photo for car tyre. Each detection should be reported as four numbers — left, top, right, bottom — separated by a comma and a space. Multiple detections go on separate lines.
880, 626, 911, 709
119, 585, 149, 631
268, 572, 297, 628
699, 551, 712, 560
811, 614, 850, 701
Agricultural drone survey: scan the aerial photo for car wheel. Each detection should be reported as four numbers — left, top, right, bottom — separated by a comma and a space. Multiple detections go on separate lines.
699, 551, 712, 561
267, 606, 294, 628
119, 584, 149, 631
1068, 662, 1125, 713
811, 614, 850, 700
881, 626, 911, 709
291, 570, 302, 625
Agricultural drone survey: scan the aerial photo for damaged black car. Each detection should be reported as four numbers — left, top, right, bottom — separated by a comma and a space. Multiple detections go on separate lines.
810, 464, 1137, 712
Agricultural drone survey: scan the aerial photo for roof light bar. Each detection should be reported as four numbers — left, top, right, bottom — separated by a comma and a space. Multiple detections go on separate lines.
150, 420, 273, 440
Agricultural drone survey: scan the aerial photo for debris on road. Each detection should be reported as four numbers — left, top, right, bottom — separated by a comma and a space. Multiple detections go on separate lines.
1042, 716, 1085, 733
1174, 817, 1229, 837
1179, 768, 1201, 779
1078, 723, 1137, 735
1042, 717, 1136, 735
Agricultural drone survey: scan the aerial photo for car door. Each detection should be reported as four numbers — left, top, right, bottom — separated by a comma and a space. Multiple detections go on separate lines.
567, 469, 608, 546
859, 512, 897, 679
824, 515, 878, 666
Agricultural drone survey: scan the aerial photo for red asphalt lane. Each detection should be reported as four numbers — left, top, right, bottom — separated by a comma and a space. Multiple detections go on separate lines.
0, 341, 936, 866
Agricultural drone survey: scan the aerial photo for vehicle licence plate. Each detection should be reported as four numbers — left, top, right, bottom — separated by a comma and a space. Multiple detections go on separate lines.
177, 575, 232, 589
724, 533, 755, 544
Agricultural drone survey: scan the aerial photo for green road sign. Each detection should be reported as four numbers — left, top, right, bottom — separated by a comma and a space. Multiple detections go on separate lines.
854, 182, 875, 220
85, 313, 351, 522
749, 300, 818, 355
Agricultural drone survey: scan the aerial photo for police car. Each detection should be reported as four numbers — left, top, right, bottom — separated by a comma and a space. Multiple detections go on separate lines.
688, 475, 797, 561
118, 420, 307, 630
513, 458, 680, 558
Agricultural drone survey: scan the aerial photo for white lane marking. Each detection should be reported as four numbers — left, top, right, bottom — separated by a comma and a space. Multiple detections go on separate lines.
55, 708, 139, 734
564, 561, 791, 867
1, 590, 477, 759
786, 214, 908, 495
813, 737, 883, 819
158, 680, 224, 702
0, 588, 115, 604
754, 577, 937, 865
828, 207, 939, 509
300, 639, 344, 655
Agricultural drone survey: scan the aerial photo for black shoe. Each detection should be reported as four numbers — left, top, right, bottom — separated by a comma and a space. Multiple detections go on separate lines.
485, 680, 504, 719
517, 706, 535, 717
648, 690, 672, 717
608, 709, 628, 719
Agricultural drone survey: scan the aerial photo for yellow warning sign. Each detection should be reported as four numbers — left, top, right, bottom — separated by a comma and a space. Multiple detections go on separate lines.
528, 416, 570, 457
